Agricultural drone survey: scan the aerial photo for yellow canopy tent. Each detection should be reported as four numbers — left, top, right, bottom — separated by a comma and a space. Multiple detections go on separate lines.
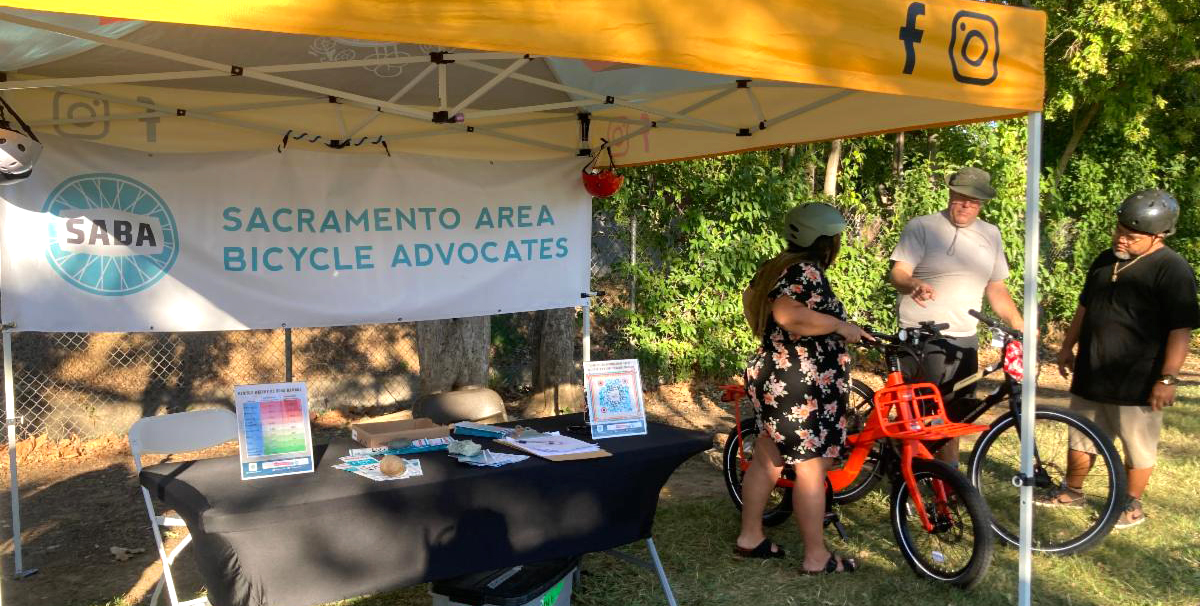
0, 2, 1048, 605
0, 1, 1043, 162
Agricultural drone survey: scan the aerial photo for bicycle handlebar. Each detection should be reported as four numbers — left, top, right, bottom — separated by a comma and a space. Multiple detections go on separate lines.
968, 309, 1023, 340
863, 329, 898, 346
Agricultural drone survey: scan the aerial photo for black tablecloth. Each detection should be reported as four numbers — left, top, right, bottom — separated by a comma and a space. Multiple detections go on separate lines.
139, 413, 709, 606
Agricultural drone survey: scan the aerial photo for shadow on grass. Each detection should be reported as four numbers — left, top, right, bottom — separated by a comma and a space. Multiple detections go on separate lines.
0, 462, 196, 606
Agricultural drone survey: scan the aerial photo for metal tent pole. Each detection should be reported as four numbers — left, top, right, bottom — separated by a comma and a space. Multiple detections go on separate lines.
284, 327, 293, 382
1018, 110, 1043, 606
3, 329, 35, 578
582, 295, 591, 364
645, 538, 678, 606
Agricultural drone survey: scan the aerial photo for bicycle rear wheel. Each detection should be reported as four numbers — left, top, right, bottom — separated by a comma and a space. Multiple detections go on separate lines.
722, 420, 793, 526
832, 379, 885, 504
968, 407, 1126, 555
890, 459, 994, 588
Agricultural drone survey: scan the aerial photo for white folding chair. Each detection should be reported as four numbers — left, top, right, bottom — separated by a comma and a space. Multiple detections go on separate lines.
130, 409, 238, 606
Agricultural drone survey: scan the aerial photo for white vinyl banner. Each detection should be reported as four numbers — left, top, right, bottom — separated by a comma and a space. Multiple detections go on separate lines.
0, 139, 591, 332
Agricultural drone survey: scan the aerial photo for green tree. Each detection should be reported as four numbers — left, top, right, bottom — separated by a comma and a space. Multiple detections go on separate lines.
593, 1, 1200, 381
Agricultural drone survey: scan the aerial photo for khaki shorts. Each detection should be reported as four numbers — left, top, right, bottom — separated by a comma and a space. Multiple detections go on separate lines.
1068, 395, 1163, 469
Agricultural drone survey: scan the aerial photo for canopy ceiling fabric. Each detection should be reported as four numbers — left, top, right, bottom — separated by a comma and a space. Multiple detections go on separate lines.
0, 1, 1046, 164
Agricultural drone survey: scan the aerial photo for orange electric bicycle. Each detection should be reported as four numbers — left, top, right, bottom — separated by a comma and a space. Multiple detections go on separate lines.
721, 322, 995, 588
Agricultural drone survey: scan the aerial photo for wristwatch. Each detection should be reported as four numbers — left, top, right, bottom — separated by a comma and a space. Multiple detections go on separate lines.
1158, 374, 1179, 386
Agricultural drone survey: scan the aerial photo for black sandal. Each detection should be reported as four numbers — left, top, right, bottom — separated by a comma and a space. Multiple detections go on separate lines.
733, 538, 786, 559
802, 552, 857, 574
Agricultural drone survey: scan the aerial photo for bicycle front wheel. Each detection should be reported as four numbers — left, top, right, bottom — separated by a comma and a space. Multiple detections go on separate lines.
890, 459, 994, 588
968, 407, 1127, 555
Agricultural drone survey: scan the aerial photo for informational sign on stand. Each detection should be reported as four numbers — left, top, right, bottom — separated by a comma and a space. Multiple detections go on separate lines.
583, 359, 648, 439
234, 382, 315, 480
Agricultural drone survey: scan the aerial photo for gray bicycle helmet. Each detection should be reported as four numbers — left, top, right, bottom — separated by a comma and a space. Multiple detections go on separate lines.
784, 202, 847, 247
1117, 189, 1180, 236
0, 128, 40, 178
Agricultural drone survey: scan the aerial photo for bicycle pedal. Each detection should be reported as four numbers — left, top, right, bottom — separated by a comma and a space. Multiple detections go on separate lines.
823, 512, 849, 540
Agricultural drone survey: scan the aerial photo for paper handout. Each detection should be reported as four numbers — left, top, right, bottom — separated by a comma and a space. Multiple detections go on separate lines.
583, 359, 648, 439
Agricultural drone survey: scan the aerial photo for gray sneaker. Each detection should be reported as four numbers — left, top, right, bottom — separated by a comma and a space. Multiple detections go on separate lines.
1035, 484, 1085, 508
1114, 498, 1146, 529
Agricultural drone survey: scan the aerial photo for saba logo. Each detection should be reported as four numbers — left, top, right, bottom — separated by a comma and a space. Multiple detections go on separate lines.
898, 3, 1000, 85
43, 173, 179, 296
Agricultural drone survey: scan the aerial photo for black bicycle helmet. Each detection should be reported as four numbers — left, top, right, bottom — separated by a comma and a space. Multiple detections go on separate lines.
1117, 189, 1179, 236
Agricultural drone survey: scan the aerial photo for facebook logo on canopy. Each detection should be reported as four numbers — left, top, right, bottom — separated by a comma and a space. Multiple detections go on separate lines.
899, 2, 925, 75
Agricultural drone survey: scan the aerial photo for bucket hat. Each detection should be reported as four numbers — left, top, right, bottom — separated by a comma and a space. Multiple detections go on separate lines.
946, 167, 996, 200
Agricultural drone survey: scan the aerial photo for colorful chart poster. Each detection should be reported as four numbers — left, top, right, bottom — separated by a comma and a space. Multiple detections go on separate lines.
583, 359, 648, 439
234, 382, 315, 480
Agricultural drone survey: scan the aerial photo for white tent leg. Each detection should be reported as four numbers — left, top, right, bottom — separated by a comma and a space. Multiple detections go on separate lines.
1018, 110, 1043, 606
4, 330, 36, 579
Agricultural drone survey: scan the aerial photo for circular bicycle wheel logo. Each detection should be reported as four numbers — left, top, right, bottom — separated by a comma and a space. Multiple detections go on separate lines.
43, 173, 179, 296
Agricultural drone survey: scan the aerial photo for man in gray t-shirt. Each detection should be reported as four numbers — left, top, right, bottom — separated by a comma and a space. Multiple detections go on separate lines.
888, 166, 1024, 465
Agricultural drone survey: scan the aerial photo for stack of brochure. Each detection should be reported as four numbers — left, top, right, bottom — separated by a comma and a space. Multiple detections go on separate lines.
496, 432, 600, 458
333, 455, 424, 481
450, 449, 529, 467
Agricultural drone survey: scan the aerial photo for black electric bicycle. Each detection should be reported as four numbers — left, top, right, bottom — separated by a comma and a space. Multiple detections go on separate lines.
834, 311, 1127, 556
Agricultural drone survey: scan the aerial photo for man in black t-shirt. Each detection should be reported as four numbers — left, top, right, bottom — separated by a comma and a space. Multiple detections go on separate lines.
1048, 189, 1199, 529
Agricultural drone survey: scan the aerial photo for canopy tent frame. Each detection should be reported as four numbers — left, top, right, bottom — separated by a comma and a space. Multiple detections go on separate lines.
0, 54, 527, 90
0, 2, 1048, 605
0, 13, 863, 159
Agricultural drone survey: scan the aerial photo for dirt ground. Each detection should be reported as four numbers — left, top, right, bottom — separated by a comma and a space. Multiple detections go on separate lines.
0, 347, 1190, 606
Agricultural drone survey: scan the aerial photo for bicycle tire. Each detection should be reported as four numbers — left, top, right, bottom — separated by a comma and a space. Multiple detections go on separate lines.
832, 379, 886, 504
890, 459, 995, 588
722, 420, 793, 527
968, 407, 1127, 555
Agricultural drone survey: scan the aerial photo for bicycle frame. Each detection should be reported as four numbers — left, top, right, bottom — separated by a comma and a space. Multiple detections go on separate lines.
897, 325, 1073, 492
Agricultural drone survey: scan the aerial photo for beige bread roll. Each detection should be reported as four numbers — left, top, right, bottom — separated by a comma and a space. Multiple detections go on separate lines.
379, 454, 408, 477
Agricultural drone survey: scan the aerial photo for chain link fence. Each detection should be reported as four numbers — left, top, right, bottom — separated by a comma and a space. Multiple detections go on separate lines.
2, 323, 422, 440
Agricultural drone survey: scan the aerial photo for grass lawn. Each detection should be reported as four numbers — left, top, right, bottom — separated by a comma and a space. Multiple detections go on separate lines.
328, 384, 1200, 606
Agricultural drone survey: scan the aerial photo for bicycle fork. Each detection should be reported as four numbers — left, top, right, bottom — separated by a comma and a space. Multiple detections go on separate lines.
899, 440, 951, 533
1007, 387, 1055, 490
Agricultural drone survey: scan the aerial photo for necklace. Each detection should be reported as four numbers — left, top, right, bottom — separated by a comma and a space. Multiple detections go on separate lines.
1110, 250, 1153, 282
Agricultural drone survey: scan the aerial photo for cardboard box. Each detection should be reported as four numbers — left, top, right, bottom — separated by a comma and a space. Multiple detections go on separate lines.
350, 416, 450, 447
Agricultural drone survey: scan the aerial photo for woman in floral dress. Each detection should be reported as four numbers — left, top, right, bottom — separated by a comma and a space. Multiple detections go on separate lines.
734, 203, 872, 574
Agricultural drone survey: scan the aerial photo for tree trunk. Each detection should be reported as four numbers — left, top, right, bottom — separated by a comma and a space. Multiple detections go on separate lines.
823, 139, 842, 197
415, 316, 490, 396
804, 145, 818, 194
1054, 102, 1100, 183
882, 131, 906, 210
520, 308, 584, 418
893, 132, 906, 182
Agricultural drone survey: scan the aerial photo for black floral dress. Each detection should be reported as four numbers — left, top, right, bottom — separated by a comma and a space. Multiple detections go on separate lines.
744, 261, 851, 464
